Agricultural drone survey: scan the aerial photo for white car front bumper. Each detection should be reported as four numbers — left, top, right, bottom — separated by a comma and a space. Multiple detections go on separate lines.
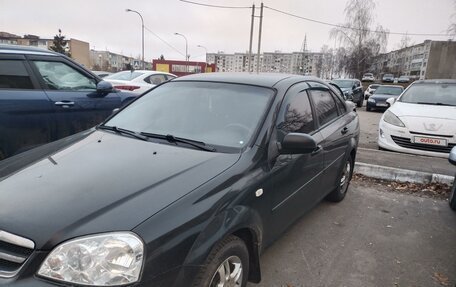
378, 120, 455, 158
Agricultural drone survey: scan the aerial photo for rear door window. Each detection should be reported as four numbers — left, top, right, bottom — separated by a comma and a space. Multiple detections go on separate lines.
0, 60, 34, 89
145, 74, 167, 85
277, 90, 315, 135
309, 89, 339, 127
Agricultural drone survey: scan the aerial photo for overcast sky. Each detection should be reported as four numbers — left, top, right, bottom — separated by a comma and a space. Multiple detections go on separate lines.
1, 0, 454, 62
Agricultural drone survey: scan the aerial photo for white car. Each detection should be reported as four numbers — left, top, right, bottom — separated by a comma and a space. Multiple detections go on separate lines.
362, 73, 375, 82
104, 70, 177, 94
378, 80, 456, 158
364, 83, 380, 99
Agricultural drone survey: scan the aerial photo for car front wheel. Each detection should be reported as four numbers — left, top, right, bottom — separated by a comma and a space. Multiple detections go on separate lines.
193, 235, 249, 287
326, 155, 354, 202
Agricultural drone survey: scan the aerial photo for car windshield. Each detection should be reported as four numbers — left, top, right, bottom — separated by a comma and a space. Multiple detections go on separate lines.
105, 71, 144, 81
364, 73, 373, 77
105, 81, 274, 150
370, 84, 380, 89
332, 80, 353, 88
374, 86, 403, 95
384, 74, 393, 77
398, 83, 456, 106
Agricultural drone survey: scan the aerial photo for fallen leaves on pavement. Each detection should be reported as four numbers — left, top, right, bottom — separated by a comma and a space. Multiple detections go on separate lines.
432, 272, 450, 286
352, 174, 451, 199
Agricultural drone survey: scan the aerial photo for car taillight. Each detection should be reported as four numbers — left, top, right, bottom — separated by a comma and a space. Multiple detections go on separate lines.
115, 85, 141, 91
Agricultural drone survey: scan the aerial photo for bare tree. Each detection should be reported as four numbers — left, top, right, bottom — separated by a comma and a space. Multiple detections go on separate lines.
330, 0, 389, 78
448, 0, 456, 39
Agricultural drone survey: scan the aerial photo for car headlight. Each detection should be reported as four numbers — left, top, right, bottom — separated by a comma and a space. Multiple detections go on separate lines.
383, 110, 405, 127
38, 232, 144, 286
368, 98, 375, 103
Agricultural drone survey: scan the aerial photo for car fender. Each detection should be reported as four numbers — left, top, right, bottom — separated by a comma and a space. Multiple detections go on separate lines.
183, 205, 263, 283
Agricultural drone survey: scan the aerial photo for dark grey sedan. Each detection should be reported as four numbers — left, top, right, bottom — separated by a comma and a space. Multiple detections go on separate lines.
0, 73, 359, 287
366, 85, 404, 111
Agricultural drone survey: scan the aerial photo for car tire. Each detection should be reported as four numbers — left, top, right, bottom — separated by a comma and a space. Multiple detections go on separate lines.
192, 235, 249, 287
449, 177, 456, 211
356, 97, 363, 108
326, 155, 354, 202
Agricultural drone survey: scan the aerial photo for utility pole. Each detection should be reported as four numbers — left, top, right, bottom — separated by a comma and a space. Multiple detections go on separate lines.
248, 4, 255, 73
256, 3, 263, 74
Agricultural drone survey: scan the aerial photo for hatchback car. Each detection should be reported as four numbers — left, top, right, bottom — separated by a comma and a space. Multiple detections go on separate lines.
378, 80, 456, 157
398, 75, 410, 83
362, 73, 375, 82
382, 73, 394, 83
366, 85, 404, 111
332, 78, 364, 107
104, 70, 176, 94
0, 44, 136, 160
0, 73, 359, 287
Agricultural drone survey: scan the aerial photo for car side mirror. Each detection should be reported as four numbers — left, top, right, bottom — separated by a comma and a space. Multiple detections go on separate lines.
112, 108, 120, 115
96, 81, 114, 94
386, 97, 396, 106
352, 85, 356, 90
449, 147, 456, 165
280, 133, 317, 154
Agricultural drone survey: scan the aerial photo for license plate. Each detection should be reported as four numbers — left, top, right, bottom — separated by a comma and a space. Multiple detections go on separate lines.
376, 103, 388, 107
413, 136, 448, 146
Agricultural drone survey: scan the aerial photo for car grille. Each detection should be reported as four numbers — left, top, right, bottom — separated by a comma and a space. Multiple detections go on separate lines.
0, 230, 34, 278
391, 135, 455, 153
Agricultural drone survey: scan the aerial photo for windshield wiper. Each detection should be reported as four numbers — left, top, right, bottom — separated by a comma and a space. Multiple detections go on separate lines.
97, 125, 149, 141
416, 102, 456, 106
140, 132, 216, 152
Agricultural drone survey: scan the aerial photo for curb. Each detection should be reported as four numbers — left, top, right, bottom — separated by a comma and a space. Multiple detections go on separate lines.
354, 162, 455, 185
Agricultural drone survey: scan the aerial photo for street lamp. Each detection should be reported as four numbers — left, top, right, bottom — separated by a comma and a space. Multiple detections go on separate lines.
175, 32, 188, 72
126, 9, 144, 69
197, 45, 207, 72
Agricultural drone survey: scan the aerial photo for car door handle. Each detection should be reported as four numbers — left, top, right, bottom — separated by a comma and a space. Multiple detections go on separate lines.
341, 127, 348, 135
311, 145, 322, 156
55, 101, 74, 108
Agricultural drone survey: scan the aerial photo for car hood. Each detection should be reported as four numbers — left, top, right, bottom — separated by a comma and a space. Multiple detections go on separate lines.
390, 102, 456, 134
371, 93, 400, 101
0, 131, 240, 249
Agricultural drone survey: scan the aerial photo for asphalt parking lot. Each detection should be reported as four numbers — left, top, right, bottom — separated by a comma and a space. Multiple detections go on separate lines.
356, 101, 384, 149
248, 181, 456, 287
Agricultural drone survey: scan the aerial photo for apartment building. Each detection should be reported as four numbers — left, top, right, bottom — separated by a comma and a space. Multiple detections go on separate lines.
0, 32, 91, 68
206, 51, 323, 76
370, 40, 456, 80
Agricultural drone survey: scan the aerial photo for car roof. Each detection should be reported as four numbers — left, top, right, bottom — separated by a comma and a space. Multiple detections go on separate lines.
0, 44, 59, 56
113, 70, 176, 77
173, 72, 316, 88
412, 79, 456, 84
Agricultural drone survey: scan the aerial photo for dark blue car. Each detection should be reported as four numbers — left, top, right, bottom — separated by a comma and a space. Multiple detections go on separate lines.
366, 85, 404, 111
0, 45, 136, 160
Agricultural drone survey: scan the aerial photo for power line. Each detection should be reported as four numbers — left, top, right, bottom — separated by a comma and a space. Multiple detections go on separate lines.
179, 0, 252, 9
143, 26, 185, 56
178, 0, 451, 37
264, 6, 450, 37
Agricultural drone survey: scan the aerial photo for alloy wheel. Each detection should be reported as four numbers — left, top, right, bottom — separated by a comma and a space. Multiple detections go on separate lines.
209, 256, 243, 287
339, 160, 351, 193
